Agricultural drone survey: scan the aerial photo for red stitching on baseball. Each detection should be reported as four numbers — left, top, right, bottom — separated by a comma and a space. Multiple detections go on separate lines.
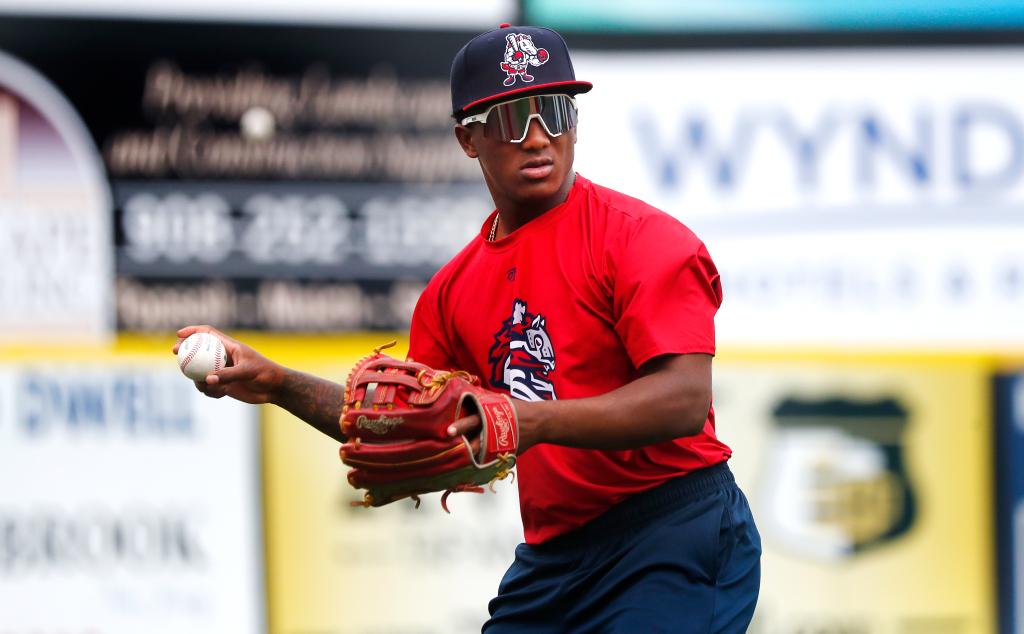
180, 334, 202, 373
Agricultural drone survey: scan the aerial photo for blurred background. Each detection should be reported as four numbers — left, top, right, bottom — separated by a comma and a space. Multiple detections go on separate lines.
0, 0, 1022, 632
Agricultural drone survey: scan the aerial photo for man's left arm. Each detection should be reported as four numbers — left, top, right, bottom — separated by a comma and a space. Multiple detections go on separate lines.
448, 352, 712, 453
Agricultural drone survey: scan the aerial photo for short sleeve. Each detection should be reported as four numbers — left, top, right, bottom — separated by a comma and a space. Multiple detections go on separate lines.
610, 214, 723, 368
408, 280, 459, 370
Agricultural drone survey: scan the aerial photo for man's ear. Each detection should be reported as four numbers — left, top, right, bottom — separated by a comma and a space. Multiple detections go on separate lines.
454, 124, 479, 158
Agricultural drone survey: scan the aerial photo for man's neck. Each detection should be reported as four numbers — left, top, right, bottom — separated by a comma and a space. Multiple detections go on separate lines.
493, 171, 576, 238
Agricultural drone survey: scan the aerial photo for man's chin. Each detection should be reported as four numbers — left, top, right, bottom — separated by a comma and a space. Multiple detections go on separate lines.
512, 181, 562, 204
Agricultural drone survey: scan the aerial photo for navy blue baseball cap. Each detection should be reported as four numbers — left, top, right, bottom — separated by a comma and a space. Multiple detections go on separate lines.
450, 24, 592, 118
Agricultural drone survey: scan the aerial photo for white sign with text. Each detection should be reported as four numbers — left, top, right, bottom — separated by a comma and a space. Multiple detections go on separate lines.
0, 365, 264, 633
574, 48, 1024, 348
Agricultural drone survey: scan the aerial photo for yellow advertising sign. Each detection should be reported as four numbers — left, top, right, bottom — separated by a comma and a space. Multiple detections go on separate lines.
251, 337, 997, 633
261, 351, 524, 634
714, 356, 994, 633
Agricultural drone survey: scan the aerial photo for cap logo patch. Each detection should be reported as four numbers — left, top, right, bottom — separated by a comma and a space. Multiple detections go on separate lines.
500, 33, 549, 87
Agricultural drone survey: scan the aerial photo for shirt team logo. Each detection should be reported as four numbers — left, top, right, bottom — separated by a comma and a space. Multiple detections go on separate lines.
500, 33, 549, 87
488, 299, 557, 401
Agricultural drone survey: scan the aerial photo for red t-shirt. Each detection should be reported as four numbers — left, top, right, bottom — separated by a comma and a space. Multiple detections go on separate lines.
408, 174, 731, 544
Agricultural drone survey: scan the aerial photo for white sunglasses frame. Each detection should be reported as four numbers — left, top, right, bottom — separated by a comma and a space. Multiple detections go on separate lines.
459, 94, 578, 143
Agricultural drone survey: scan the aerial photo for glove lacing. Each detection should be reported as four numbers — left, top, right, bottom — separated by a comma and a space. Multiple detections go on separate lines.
351, 455, 516, 512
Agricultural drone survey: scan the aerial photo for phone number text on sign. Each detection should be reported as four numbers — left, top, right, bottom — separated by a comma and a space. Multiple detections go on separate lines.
123, 192, 351, 266
117, 187, 489, 276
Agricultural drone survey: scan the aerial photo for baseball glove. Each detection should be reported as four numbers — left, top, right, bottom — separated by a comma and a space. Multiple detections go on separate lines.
338, 342, 518, 511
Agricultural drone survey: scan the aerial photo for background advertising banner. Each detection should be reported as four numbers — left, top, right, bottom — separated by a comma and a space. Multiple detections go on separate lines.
0, 49, 112, 342
995, 370, 1024, 634
0, 15, 494, 333
713, 356, 995, 633
261, 349, 524, 634
572, 48, 1024, 350
0, 364, 264, 633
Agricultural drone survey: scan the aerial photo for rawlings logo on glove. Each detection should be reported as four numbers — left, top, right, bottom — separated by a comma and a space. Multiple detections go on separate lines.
338, 342, 518, 511
355, 414, 405, 434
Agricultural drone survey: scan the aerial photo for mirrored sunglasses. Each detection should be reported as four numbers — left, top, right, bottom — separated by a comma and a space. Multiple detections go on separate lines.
460, 94, 578, 143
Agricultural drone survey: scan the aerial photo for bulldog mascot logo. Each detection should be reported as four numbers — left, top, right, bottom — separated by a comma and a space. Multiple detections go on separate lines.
500, 33, 550, 86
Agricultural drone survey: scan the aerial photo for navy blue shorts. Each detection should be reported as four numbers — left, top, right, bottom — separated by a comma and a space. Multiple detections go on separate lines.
484, 462, 761, 633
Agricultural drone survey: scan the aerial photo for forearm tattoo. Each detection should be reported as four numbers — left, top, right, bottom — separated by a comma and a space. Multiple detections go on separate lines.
278, 370, 347, 442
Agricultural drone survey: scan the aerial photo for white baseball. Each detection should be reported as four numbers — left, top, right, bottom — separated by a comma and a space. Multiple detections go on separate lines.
177, 332, 229, 381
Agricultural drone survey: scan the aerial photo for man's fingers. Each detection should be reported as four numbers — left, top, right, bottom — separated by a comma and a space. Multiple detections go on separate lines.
205, 363, 250, 386
176, 324, 238, 347
193, 381, 213, 396
177, 324, 211, 338
194, 380, 227, 399
447, 414, 482, 437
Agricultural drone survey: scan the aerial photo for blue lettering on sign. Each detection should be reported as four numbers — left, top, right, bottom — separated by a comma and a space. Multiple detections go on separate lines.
634, 102, 1024, 195
772, 109, 841, 189
634, 109, 744, 189
953, 102, 1024, 191
0, 509, 206, 573
17, 373, 194, 437
857, 112, 931, 186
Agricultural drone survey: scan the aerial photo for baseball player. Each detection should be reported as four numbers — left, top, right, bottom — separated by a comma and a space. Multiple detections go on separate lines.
177, 24, 760, 633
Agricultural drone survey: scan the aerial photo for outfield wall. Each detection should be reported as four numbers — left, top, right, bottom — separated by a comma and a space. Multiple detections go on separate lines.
0, 337, 1013, 633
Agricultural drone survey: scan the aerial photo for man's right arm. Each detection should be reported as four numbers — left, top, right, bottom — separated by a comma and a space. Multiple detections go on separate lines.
273, 369, 347, 443
174, 325, 347, 443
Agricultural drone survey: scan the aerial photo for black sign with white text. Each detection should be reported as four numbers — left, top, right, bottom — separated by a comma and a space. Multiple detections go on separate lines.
0, 15, 490, 330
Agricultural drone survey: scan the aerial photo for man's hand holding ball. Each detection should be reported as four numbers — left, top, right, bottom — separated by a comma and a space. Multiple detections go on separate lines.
173, 326, 285, 404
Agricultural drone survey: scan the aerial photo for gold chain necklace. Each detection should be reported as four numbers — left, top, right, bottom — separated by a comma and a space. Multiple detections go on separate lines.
488, 213, 500, 242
